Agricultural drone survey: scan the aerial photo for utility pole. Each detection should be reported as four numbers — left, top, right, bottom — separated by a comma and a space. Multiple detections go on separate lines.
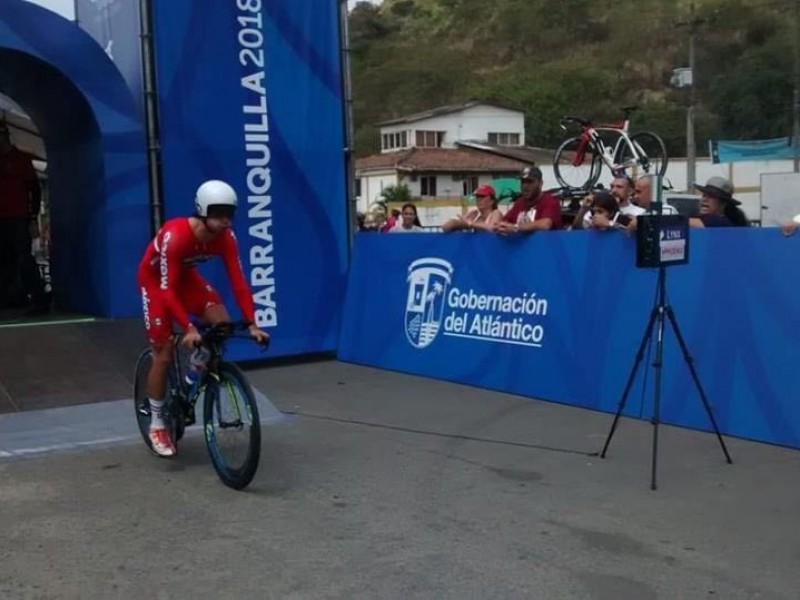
793, 0, 799, 172
676, 4, 708, 190
687, 5, 697, 189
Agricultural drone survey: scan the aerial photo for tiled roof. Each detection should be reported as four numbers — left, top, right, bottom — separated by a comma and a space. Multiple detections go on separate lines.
355, 147, 529, 173
455, 140, 555, 166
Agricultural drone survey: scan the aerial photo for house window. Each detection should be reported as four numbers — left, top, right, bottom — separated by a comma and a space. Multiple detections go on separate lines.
420, 176, 437, 197
488, 132, 521, 146
416, 130, 445, 148
354, 178, 362, 197
462, 176, 479, 196
382, 131, 408, 151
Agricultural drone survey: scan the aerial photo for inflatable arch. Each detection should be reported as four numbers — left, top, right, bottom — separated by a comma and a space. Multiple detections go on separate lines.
0, 1, 150, 317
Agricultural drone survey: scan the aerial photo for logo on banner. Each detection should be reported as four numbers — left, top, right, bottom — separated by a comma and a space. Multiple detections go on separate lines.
404, 257, 550, 350
405, 258, 454, 349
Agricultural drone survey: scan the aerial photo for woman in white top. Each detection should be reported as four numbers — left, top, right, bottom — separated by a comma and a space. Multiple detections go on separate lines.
442, 184, 504, 232
388, 202, 423, 232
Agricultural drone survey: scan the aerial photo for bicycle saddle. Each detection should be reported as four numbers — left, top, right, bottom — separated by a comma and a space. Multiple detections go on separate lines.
620, 105, 639, 115
560, 116, 592, 127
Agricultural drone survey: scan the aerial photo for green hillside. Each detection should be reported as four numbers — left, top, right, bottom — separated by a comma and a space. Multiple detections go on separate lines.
348, 0, 798, 158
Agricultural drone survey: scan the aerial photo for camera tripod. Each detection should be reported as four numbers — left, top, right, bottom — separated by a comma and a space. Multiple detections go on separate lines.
599, 265, 733, 490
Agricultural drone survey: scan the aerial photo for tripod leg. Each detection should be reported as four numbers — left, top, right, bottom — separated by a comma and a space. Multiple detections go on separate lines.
650, 305, 668, 491
665, 306, 733, 464
600, 305, 659, 458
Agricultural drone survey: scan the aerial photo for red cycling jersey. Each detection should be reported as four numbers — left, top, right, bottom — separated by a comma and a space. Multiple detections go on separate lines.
137, 218, 255, 340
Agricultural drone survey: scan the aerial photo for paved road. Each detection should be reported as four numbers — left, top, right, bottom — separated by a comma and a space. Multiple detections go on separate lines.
1, 361, 798, 599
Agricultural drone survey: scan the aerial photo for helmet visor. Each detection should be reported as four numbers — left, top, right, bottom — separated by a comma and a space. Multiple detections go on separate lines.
206, 204, 236, 220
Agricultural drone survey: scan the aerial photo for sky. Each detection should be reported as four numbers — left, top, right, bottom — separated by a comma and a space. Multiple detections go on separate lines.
24, 0, 74, 20
348, 0, 381, 9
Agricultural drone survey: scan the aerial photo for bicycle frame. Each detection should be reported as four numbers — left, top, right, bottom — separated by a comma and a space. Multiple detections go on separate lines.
169, 322, 262, 428
573, 124, 644, 171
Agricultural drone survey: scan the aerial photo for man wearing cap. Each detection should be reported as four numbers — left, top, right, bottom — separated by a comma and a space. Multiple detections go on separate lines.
689, 176, 749, 228
442, 184, 503, 232
495, 166, 561, 234
0, 121, 48, 313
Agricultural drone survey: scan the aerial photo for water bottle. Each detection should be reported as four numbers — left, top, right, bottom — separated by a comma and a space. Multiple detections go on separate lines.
185, 345, 210, 387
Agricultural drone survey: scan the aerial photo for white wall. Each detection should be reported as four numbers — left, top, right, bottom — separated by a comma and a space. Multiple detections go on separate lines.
401, 173, 503, 198
380, 105, 524, 150
358, 172, 398, 213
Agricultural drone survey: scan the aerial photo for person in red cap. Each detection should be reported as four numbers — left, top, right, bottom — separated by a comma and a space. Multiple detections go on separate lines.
442, 184, 503, 232
0, 121, 48, 314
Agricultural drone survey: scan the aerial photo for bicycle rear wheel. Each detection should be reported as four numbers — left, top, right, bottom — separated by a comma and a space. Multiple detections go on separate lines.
616, 131, 668, 178
203, 362, 261, 490
133, 347, 182, 452
554, 136, 602, 189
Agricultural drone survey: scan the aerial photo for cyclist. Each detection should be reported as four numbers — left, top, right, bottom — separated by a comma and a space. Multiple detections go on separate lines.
137, 179, 270, 457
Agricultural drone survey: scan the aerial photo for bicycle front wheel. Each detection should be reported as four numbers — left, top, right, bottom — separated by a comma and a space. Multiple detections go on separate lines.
554, 136, 602, 189
616, 131, 668, 178
203, 362, 261, 490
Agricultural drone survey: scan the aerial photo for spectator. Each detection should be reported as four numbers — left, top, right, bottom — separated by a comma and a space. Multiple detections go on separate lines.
388, 202, 423, 232
380, 209, 400, 233
442, 184, 503, 232
572, 190, 631, 231
631, 175, 678, 214
689, 176, 749, 228
781, 214, 800, 236
626, 174, 679, 233
0, 121, 48, 314
610, 176, 645, 217
495, 166, 561, 234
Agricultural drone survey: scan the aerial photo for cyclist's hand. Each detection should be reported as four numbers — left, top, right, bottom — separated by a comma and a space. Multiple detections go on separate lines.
248, 324, 270, 346
182, 326, 203, 348
781, 222, 798, 237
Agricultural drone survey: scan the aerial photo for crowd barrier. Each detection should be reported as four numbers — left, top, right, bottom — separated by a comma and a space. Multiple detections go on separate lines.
338, 229, 800, 449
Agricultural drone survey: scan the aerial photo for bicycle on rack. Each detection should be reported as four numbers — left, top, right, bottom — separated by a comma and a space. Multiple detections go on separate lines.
133, 321, 267, 490
553, 106, 668, 189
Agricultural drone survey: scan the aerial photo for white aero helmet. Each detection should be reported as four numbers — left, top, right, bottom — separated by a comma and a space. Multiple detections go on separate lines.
195, 179, 238, 217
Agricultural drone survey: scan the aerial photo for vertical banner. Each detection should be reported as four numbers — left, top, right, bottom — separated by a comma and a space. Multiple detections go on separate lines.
151, 0, 349, 359
74, 0, 143, 113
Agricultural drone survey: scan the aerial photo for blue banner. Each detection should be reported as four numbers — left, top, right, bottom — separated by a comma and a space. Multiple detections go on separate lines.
151, 0, 349, 359
710, 137, 797, 163
339, 231, 800, 449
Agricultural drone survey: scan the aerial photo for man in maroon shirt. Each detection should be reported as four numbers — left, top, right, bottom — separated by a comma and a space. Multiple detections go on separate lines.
0, 122, 48, 313
495, 166, 562, 234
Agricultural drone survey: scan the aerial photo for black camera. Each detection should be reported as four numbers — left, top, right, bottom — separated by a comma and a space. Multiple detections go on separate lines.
636, 203, 690, 268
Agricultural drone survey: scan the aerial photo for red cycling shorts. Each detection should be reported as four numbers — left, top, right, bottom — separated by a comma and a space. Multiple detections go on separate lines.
139, 270, 222, 345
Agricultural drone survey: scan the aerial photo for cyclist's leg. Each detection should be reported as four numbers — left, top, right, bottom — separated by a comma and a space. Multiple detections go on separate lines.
182, 271, 229, 325
140, 284, 177, 456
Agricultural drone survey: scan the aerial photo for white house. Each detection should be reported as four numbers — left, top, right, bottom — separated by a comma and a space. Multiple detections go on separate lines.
376, 101, 526, 153
355, 102, 544, 221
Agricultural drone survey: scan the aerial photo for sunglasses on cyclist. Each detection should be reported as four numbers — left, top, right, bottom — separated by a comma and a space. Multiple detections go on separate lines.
206, 205, 236, 220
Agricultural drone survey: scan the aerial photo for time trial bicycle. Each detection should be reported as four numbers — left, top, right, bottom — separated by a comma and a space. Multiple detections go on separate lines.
553, 106, 668, 189
133, 321, 267, 490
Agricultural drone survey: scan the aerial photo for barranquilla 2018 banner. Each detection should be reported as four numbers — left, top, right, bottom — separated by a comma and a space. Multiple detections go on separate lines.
151, 0, 349, 359
339, 231, 800, 450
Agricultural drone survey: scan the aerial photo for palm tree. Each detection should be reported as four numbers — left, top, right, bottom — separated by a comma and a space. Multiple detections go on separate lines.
425, 281, 444, 323
379, 184, 411, 210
